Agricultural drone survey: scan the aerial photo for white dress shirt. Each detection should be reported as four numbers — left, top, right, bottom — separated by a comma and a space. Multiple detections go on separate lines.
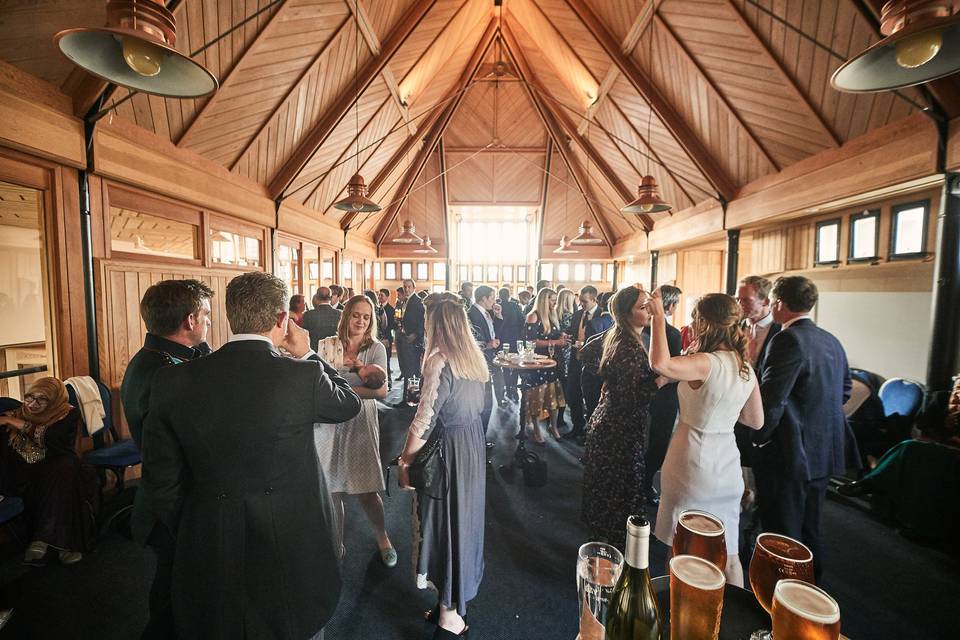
747, 312, 774, 366
472, 303, 496, 340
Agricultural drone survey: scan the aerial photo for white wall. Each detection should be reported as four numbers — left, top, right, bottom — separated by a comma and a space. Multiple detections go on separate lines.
815, 291, 931, 381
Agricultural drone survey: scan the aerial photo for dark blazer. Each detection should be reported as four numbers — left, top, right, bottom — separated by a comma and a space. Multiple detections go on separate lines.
496, 298, 524, 348
468, 305, 497, 364
301, 304, 341, 350
754, 319, 852, 481
579, 329, 610, 419
380, 303, 396, 340
567, 306, 606, 368
736, 321, 781, 466
641, 323, 683, 425
141, 340, 361, 639
402, 292, 425, 342
120, 333, 210, 546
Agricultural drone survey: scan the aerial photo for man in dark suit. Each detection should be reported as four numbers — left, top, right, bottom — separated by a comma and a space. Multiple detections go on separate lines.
566, 286, 603, 441
468, 285, 501, 433
496, 287, 524, 402
640, 285, 683, 502
377, 288, 396, 386
141, 271, 361, 640
120, 279, 213, 640
329, 284, 345, 310
301, 287, 341, 350
399, 279, 425, 402
753, 276, 852, 581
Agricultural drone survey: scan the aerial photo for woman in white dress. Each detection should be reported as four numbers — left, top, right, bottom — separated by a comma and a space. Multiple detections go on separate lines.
647, 292, 764, 586
314, 295, 396, 566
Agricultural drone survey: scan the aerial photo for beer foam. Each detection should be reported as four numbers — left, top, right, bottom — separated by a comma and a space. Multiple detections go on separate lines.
757, 533, 813, 562
775, 580, 840, 625
680, 511, 724, 536
670, 555, 725, 590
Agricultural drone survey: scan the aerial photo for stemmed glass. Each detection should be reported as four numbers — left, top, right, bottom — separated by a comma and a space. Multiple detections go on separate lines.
672, 509, 727, 571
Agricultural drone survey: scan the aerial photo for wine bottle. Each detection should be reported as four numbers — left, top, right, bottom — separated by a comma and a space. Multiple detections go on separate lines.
605, 515, 662, 640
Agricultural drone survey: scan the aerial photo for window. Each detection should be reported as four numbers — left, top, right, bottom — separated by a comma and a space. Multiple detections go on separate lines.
891, 200, 928, 258
487, 265, 499, 282
606, 263, 614, 282
110, 206, 199, 260
433, 262, 446, 281
209, 228, 262, 268
502, 265, 513, 282
322, 259, 334, 281
815, 219, 840, 265
472, 265, 483, 282
341, 260, 353, 282
518, 265, 527, 282
458, 265, 469, 282
374, 262, 382, 280
848, 209, 879, 262
539, 263, 553, 281
417, 262, 429, 281
557, 263, 570, 282
277, 242, 301, 294
590, 263, 603, 281
400, 262, 412, 280
574, 263, 586, 282
385, 262, 397, 280
365, 262, 371, 278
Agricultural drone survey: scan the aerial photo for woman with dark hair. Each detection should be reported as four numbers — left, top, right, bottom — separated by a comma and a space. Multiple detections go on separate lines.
289, 294, 306, 326
314, 295, 396, 566
0, 377, 96, 565
648, 292, 763, 586
581, 285, 659, 548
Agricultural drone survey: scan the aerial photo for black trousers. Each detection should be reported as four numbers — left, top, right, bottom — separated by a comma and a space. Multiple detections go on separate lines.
756, 473, 829, 582
565, 358, 586, 435
380, 338, 393, 382
644, 386, 678, 493
142, 527, 177, 639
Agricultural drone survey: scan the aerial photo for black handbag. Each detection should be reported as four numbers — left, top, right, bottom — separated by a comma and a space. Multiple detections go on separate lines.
520, 450, 548, 487
385, 425, 447, 500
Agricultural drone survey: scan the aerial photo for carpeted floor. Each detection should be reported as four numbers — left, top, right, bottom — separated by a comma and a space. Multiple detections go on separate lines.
1, 373, 957, 639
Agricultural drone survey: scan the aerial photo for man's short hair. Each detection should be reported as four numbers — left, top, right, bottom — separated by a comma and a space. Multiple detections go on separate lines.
378, 288, 390, 297
772, 276, 818, 313
396, 287, 404, 294
315, 286, 332, 303
329, 284, 343, 297
658, 285, 682, 311
498, 287, 511, 301
536, 279, 550, 291
474, 285, 495, 302
518, 290, 532, 302
225, 272, 288, 334
140, 280, 214, 337
289, 294, 305, 312
460, 281, 473, 291
402, 279, 416, 289
739, 275, 773, 301
579, 285, 598, 299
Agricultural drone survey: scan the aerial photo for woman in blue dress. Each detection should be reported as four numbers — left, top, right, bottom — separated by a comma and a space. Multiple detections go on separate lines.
521, 288, 570, 442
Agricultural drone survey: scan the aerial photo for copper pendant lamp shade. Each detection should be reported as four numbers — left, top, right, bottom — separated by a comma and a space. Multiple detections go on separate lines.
333, 173, 381, 212
570, 220, 603, 245
553, 234, 579, 254
622, 175, 672, 215
413, 236, 438, 254
54, 0, 218, 98
832, 0, 960, 92
391, 220, 422, 244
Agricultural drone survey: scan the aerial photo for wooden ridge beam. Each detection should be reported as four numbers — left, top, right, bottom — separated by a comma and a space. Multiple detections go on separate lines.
502, 23, 616, 248
269, 0, 438, 200
563, 0, 736, 202
373, 19, 499, 247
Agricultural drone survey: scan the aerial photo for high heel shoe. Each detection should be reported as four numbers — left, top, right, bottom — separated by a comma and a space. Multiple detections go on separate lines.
548, 426, 562, 440
432, 624, 469, 638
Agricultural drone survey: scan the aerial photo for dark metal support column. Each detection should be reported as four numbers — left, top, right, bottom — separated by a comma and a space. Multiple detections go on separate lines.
650, 250, 659, 290
926, 172, 960, 392
725, 228, 741, 296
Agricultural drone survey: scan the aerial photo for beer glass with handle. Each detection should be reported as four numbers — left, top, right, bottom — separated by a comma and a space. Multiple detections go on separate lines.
749, 533, 815, 614
669, 555, 725, 640
772, 580, 841, 640
672, 509, 727, 571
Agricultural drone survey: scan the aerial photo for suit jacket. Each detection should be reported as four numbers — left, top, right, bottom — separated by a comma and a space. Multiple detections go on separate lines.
735, 321, 781, 465
567, 306, 607, 370
402, 292, 425, 342
380, 303, 396, 340
120, 333, 210, 546
301, 304, 341, 350
141, 340, 361, 639
641, 323, 683, 427
468, 304, 497, 364
754, 319, 852, 481
496, 298, 524, 347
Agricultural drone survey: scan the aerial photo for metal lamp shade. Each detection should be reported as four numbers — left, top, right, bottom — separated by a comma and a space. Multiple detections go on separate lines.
333, 174, 381, 212
832, 7, 960, 92
391, 220, 422, 244
413, 236, 438, 254
570, 220, 603, 245
55, 0, 218, 99
553, 234, 579, 254
621, 175, 672, 215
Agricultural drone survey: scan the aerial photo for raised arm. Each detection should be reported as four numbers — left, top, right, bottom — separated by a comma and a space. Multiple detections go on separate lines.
647, 292, 711, 382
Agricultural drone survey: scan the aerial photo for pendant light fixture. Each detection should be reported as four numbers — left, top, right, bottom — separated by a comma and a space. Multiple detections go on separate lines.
554, 177, 579, 254
570, 220, 602, 245
622, 30, 672, 216
391, 219, 422, 244
334, 0, 381, 212
413, 235, 438, 254
832, 1, 960, 92
54, 0, 217, 98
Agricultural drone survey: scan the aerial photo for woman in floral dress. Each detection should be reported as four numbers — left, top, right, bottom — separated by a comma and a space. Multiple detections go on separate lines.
521, 288, 570, 442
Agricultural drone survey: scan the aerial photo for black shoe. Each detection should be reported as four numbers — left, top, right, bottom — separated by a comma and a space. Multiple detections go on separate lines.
837, 479, 874, 497
485, 441, 495, 450
433, 624, 469, 639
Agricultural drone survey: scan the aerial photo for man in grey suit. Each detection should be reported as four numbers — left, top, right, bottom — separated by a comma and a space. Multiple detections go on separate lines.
301, 286, 342, 350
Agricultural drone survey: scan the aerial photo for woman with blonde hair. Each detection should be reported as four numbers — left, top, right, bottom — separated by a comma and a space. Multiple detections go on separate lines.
648, 292, 764, 586
520, 288, 570, 442
398, 294, 488, 639
314, 294, 396, 566
581, 285, 659, 549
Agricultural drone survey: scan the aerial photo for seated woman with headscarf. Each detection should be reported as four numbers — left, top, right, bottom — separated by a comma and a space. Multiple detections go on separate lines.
0, 377, 95, 565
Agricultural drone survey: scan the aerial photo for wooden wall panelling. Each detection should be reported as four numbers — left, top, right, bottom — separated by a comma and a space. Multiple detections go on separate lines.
648, 198, 725, 250
677, 248, 724, 318
278, 199, 349, 251
948, 118, 960, 173
657, 250, 678, 284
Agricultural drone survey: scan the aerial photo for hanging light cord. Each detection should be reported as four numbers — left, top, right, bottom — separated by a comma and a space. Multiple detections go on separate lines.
354, 0, 361, 174
189, 0, 285, 58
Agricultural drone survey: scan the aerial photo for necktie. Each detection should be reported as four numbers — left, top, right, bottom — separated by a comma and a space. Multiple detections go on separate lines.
578, 310, 591, 343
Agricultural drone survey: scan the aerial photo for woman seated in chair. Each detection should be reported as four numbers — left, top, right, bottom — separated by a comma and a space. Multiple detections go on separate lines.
0, 377, 95, 565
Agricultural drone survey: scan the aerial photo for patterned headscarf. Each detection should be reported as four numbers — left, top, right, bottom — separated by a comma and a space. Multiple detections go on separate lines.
11, 377, 72, 427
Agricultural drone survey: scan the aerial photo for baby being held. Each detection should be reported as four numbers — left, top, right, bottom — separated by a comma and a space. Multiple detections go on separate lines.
353, 363, 387, 389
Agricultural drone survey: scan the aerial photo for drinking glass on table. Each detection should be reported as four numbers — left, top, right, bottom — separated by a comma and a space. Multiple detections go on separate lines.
672, 509, 727, 571
771, 580, 841, 640
669, 555, 725, 640
749, 533, 815, 614
576, 542, 623, 640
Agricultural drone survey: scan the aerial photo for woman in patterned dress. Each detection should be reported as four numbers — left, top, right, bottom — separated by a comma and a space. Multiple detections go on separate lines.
398, 293, 488, 639
314, 295, 397, 567
521, 288, 571, 442
581, 285, 659, 549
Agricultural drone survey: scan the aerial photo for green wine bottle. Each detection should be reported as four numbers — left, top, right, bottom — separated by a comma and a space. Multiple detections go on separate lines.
605, 515, 662, 640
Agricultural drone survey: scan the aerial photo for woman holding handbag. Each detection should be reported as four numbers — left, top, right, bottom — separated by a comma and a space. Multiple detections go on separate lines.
397, 292, 489, 639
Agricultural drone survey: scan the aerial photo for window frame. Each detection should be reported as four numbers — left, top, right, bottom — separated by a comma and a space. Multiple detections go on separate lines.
416, 262, 429, 281
384, 262, 397, 280
400, 262, 413, 280
814, 218, 841, 266
889, 199, 929, 260
433, 262, 446, 282
107, 185, 203, 266
207, 212, 268, 271
846, 209, 880, 263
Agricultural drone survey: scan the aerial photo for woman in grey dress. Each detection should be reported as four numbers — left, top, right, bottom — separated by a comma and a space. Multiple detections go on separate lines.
315, 295, 396, 566
398, 293, 488, 639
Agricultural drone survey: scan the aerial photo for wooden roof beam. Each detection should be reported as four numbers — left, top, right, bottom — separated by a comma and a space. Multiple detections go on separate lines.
563, 0, 736, 202
437, 141, 451, 252
373, 19, 499, 247
269, 0, 438, 200
502, 23, 617, 247
537, 138, 554, 249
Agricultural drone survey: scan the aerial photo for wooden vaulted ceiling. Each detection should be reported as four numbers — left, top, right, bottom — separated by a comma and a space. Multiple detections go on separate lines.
1, 0, 956, 254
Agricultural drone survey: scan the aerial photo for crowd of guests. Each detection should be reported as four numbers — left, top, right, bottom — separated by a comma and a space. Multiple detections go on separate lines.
2, 268, 957, 639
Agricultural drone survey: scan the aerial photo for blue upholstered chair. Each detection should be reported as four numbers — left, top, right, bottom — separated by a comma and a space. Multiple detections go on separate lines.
66, 381, 141, 492
879, 378, 925, 419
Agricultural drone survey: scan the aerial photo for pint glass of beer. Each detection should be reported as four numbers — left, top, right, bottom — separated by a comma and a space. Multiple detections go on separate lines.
669, 555, 725, 640
672, 509, 727, 571
771, 580, 841, 640
749, 533, 814, 613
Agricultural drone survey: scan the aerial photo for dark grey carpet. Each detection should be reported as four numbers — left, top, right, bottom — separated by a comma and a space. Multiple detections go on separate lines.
1, 373, 957, 638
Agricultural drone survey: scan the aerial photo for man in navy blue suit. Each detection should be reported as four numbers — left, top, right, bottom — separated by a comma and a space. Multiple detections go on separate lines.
753, 276, 851, 581
468, 285, 500, 435
565, 286, 606, 441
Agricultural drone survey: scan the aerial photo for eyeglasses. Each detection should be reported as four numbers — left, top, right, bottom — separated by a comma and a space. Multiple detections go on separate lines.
23, 394, 50, 406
